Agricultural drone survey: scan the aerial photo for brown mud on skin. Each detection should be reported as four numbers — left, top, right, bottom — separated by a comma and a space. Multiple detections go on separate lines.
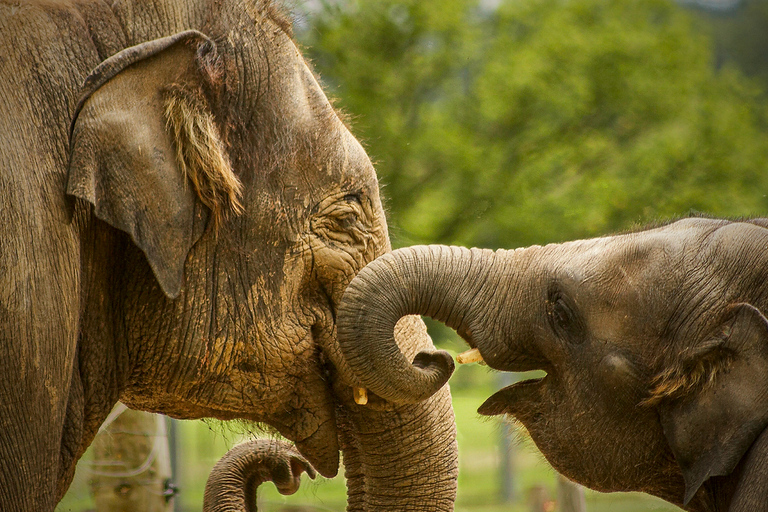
0, 1, 457, 510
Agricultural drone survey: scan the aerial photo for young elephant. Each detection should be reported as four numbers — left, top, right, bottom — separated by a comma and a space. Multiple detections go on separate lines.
338, 217, 768, 511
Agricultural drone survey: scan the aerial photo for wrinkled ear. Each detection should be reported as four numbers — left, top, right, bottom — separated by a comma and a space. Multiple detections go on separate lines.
654, 303, 768, 505
68, 30, 242, 298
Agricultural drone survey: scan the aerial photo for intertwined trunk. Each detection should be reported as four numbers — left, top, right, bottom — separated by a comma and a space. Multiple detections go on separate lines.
337, 245, 508, 405
203, 310, 459, 511
338, 386, 458, 511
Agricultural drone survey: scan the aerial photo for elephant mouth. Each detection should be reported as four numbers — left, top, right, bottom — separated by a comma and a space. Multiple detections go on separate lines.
477, 376, 547, 417
458, 347, 548, 417
457, 341, 549, 373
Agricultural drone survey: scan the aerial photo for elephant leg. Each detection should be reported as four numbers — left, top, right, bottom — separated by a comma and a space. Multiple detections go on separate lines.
0, 223, 80, 510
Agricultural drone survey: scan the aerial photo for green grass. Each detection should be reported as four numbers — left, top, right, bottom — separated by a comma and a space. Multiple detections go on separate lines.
58, 366, 681, 511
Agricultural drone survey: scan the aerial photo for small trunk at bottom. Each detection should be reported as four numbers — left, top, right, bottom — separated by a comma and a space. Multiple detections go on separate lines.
203, 439, 315, 512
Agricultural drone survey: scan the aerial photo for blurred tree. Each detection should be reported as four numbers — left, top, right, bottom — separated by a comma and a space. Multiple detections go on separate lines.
691, 0, 768, 86
298, 0, 768, 250
89, 406, 174, 512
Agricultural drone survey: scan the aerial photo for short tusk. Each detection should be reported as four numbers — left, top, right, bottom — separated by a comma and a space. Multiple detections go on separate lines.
353, 387, 368, 405
456, 348, 484, 365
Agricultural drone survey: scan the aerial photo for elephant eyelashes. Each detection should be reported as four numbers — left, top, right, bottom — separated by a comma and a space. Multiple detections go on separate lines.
342, 193, 362, 204
546, 292, 585, 343
549, 298, 574, 331
336, 197, 366, 230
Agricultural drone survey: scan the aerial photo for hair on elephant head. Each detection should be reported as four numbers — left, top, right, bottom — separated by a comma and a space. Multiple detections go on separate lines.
339, 217, 768, 512
0, 0, 457, 510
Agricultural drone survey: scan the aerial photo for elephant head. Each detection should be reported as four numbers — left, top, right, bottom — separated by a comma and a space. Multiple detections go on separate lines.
338, 217, 768, 511
38, 0, 458, 508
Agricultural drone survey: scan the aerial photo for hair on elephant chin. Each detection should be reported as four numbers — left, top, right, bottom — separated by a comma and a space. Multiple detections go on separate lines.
199, 417, 281, 443
163, 84, 243, 228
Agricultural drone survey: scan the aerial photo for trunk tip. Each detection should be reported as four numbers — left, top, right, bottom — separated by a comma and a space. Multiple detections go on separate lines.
411, 349, 455, 395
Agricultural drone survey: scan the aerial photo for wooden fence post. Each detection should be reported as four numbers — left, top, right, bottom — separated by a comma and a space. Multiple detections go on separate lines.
557, 473, 586, 512
90, 405, 175, 512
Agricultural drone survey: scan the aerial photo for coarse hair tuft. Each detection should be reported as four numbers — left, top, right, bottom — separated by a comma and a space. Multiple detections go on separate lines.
164, 84, 243, 228
642, 340, 734, 407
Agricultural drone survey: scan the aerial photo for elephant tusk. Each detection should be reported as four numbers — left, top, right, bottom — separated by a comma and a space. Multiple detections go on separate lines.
353, 387, 368, 405
456, 348, 484, 365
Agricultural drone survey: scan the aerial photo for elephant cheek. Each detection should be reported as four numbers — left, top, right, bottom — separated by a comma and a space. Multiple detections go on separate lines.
267, 368, 341, 478
479, 378, 574, 478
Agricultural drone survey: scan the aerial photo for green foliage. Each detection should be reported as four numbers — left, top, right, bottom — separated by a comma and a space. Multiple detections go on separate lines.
299, 0, 768, 249
694, 0, 768, 87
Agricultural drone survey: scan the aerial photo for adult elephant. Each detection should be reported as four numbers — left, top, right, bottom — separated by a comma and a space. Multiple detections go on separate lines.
0, 0, 457, 510
339, 217, 768, 512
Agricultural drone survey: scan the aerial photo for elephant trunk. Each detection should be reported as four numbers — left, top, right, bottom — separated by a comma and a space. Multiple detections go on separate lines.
338, 385, 458, 511
336, 311, 460, 510
337, 245, 504, 404
202, 439, 315, 512
337, 422, 366, 510
203, 399, 458, 512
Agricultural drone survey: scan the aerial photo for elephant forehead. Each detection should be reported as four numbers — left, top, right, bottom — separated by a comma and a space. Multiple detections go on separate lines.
558, 232, 682, 280
221, 20, 382, 206
278, 49, 335, 133
546, 237, 680, 329
255, 35, 340, 142
285, 45, 378, 180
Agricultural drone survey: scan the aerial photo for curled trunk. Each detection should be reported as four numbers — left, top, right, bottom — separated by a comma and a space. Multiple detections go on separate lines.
334, 314, 459, 511
203, 439, 315, 512
337, 245, 501, 404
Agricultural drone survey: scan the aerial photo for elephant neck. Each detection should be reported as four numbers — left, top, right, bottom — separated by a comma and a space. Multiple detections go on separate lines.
56, 215, 132, 499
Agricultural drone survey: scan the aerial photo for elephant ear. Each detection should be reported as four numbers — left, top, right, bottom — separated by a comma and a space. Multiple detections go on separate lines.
68, 30, 242, 298
652, 303, 768, 505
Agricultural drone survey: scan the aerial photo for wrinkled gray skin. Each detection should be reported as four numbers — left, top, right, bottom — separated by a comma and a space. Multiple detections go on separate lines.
339, 218, 768, 512
0, 1, 457, 510
203, 439, 315, 512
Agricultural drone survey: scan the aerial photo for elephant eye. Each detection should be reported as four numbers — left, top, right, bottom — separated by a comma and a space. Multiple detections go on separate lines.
336, 211, 360, 230
551, 298, 573, 328
342, 193, 362, 205
547, 293, 584, 343
310, 192, 369, 246
330, 196, 367, 236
